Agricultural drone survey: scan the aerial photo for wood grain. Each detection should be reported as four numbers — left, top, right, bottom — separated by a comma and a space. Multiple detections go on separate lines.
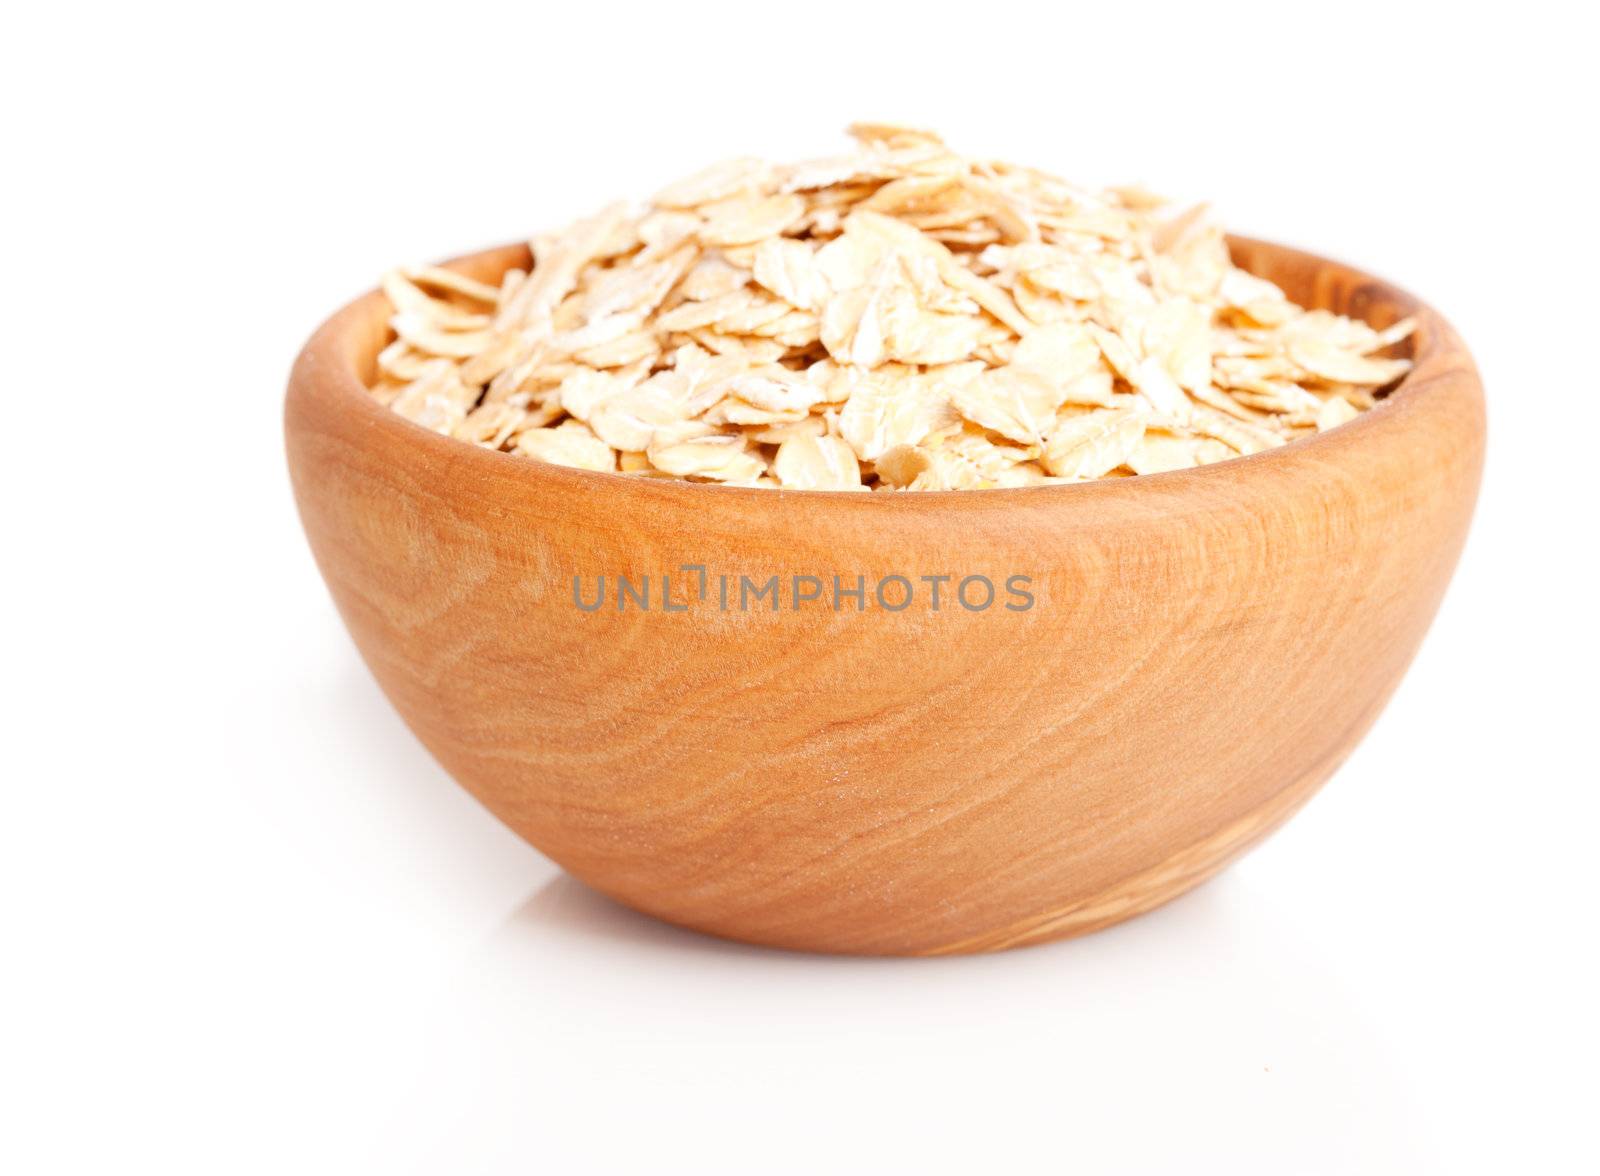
285, 238, 1485, 955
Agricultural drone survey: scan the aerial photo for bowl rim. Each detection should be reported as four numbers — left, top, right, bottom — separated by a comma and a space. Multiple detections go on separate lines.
290, 235, 1468, 510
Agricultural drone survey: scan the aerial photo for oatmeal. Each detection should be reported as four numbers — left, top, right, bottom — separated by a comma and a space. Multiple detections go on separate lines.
370, 125, 1412, 489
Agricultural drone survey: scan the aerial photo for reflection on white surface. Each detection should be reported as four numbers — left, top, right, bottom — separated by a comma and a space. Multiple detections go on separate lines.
376, 864, 1417, 1174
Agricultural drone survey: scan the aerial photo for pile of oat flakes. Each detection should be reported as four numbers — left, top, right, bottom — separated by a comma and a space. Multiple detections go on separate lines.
371, 124, 1413, 490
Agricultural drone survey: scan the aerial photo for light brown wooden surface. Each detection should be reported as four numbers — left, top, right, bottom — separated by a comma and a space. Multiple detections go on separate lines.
285, 238, 1485, 955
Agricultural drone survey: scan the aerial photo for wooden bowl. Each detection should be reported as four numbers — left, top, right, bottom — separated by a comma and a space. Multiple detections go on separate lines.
285, 238, 1484, 955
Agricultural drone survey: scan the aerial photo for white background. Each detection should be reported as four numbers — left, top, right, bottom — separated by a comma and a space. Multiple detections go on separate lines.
5, 3, 1597, 1173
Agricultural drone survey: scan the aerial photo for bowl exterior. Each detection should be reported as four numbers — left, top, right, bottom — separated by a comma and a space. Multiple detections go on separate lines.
286, 241, 1484, 955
